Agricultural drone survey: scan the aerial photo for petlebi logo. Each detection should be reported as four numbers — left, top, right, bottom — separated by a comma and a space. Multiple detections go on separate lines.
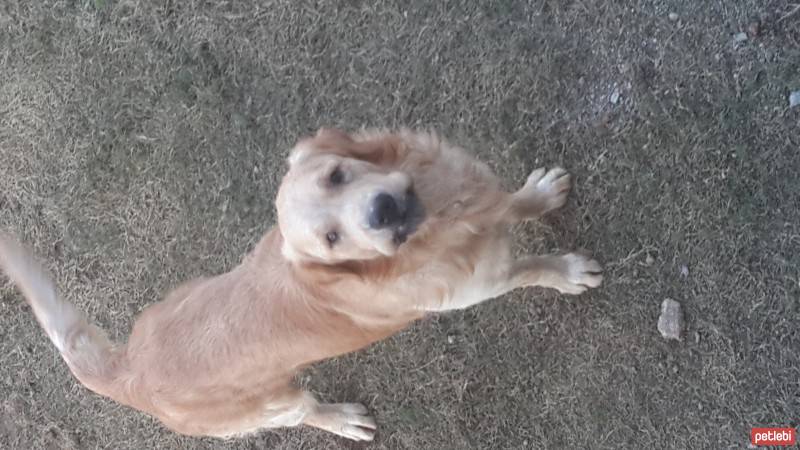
750, 427, 796, 447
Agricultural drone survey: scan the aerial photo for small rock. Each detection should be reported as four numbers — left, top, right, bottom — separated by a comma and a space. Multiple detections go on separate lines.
645, 253, 655, 266
668, 12, 679, 22
610, 90, 620, 104
680, 265, 689, 277
790, 90, 800, 108
447, 335, 455, 344
231, 112, 248, 129
658, 298, 684, 340
733, 32, 748, 43
694, 331, 701, 344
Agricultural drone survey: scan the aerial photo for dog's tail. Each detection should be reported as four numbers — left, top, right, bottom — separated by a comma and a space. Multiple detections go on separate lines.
0, 234, 124, 397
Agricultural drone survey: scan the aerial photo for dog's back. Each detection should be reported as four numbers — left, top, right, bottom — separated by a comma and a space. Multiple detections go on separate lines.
0, 229, 403, 436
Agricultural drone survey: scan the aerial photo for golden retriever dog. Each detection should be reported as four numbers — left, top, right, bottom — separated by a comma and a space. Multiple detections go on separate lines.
0, 128, 602, 442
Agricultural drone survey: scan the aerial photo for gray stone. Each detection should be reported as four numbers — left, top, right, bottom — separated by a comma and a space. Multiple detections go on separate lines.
790, 91, 800, 108
645, 253, 655, 266
658, 298, 683, 340
610, 90, 620, 104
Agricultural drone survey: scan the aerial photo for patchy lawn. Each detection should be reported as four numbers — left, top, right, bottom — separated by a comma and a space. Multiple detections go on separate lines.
1, 1, 798, 448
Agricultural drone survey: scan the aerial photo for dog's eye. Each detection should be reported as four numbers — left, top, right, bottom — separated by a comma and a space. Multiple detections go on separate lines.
329, 167, 345, 185
326, 231, 340, 247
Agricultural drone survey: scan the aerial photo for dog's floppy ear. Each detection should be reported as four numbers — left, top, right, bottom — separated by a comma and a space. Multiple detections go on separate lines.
288, 128, 406, 167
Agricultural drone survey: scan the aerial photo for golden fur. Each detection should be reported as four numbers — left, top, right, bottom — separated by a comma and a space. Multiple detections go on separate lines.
0, 128, 602, 441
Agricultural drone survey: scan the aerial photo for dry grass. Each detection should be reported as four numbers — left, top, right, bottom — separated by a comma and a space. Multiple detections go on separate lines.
1, 1, 799, 448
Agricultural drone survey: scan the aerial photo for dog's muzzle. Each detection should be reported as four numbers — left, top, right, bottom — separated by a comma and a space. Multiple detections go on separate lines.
367, 190, 424, 245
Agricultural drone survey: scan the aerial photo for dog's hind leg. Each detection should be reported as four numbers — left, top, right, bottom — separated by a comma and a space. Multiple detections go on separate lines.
301, 398, 377, 441
249, 390, 376, 441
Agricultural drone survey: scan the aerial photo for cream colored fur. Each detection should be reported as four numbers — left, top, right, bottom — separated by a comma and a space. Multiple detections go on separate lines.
0, 129, 602, 441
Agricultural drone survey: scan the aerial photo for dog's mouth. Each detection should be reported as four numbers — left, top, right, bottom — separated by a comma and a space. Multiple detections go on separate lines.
392, 190, 425, 246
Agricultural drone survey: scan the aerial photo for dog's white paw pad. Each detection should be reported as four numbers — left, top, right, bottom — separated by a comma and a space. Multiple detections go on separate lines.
314, 403, 376, 441
519, 167, 571, 214
558, 253, 603, 295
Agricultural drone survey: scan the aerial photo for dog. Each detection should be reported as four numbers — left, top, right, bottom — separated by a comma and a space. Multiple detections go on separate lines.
0, 128, 602, 441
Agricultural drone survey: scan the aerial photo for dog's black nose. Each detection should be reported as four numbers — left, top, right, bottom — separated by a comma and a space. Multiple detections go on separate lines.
368, 193, 401, 229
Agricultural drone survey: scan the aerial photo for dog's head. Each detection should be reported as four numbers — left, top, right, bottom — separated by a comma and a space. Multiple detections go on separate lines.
276, 129, 425, 264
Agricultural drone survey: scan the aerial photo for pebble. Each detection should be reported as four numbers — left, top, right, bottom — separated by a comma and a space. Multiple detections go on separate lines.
668, 12, 678, 22
680, 265, 689, 277
790, 91, 800, 108
658, 298, 684, 340
610, 90, 620, 104
733, 32, 748, 43
231, 112, 248, 128
645, 253, 655, 266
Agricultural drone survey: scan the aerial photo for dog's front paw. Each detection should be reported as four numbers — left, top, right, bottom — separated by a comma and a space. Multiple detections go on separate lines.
525, 167, 571, 212
556, 253, 603, 295
511, 167, 571, 220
